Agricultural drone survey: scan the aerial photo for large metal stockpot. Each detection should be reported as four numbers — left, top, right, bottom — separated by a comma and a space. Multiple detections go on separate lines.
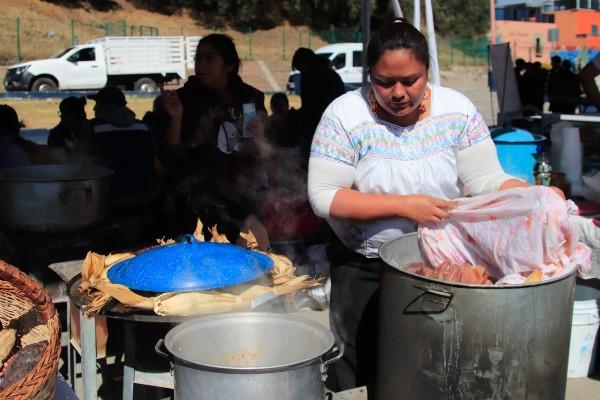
156, 312, 343, 400
0, 165, 112, 232
377, 233, 576, 400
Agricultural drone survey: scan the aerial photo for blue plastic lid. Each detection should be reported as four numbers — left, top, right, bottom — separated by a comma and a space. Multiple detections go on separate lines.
107, 238, 274, 292
491, 127, 544, 144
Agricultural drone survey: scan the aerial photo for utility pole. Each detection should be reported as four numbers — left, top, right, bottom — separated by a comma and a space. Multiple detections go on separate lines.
490, 0, 496, 45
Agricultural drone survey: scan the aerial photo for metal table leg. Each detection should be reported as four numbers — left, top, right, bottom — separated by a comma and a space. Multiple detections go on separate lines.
79, 308, 98, 400
122, 321, 136, 400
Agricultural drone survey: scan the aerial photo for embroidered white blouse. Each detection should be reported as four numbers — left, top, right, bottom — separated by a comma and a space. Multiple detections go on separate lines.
308, 84, 515, 258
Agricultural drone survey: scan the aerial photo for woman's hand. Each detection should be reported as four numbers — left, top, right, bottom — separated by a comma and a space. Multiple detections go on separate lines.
401, 194, 457, 225
160, 89, 183, 121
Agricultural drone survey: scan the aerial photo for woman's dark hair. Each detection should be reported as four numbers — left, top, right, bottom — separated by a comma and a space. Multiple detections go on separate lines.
197, 34, 241, 76
367, 18, 429, 72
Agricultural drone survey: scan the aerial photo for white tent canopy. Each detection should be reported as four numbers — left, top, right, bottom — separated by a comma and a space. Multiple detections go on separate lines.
360, 0, 441, 86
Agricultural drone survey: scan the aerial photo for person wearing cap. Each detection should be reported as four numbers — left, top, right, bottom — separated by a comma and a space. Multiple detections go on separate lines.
88, 86, 159, 206
47, 96, 91, 158
0, 104, 31, 168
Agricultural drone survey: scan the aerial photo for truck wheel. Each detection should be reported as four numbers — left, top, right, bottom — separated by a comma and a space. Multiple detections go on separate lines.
134, 78, 158, 92
31, 77, 58, 92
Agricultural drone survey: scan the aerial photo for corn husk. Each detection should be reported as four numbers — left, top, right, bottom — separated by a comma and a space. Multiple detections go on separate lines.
0, 328, 17, 364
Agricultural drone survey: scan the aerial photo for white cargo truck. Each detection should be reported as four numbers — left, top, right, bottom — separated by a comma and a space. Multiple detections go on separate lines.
4, 36, 201, 92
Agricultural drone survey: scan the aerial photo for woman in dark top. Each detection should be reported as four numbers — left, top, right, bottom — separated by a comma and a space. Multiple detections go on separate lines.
158, 34, 269, 248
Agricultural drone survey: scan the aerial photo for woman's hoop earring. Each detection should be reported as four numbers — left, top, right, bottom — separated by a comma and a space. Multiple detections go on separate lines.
369, 90, 378, 113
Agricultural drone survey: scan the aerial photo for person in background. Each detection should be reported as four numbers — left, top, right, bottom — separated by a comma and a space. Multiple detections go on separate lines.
0, 104, 31, 168
0, 104, 51, 168
158, 34, 270, 249
514, 58, 526, 105
266, 92, 291, 146
48, 96, 89, 149
579, 52, 600, 112
292, 47, 346, 158
307, 18, 564, 394
88, 86, 159, 207
47, 96, 92, 163
548, 59, 581, 114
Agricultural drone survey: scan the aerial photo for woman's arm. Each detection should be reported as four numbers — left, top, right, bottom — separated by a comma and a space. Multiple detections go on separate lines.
308, 157, 456, 225
457, 136, 523, 195
160, 91, 184, 145
458, 137, 565, 198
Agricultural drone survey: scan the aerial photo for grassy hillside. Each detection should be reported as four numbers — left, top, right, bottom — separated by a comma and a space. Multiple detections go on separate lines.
0, 0, 328, 65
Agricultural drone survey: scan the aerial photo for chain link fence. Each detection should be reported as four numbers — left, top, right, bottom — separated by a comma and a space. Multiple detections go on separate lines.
0, 17, 491, 68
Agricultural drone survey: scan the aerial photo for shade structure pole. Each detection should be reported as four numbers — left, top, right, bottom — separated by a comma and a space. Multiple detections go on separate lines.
391, 0, 403, 17
424, 0, 441, 85
414, 0, 421, 29
362, 0, 371, 86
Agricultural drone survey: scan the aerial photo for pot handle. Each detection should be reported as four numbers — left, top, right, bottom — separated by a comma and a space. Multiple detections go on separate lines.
155, 338, 170, 360
155, 339, 175, 376
320, 342, 344, 381
59, 184, 93, 204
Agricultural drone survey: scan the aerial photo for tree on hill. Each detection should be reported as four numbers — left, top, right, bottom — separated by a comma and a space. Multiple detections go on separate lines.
44, 0, 491, 37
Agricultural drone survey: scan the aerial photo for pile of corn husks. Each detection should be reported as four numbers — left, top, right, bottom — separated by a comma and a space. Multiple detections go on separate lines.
77, 220, 322, 317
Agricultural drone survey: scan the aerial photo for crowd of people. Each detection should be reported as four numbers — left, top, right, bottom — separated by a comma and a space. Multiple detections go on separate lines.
514, 55, 582, 114
0, 33, 346, 250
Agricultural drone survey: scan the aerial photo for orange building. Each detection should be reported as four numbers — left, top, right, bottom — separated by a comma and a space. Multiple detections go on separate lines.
553, 9, 600, 49
495, 20, 556, 61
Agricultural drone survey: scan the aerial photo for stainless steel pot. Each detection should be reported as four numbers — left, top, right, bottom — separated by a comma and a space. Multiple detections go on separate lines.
0, 165, 113, 232
156, 312, 343, 400
377, 233, 576, 400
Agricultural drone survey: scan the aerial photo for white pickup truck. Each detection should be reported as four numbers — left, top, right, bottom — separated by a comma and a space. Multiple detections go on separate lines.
4, 36, 202, 92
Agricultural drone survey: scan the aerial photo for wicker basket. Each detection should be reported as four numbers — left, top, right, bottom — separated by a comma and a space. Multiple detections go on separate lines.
0, 260, 61, 400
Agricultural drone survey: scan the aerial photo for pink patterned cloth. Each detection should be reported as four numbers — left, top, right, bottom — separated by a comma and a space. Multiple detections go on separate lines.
418, 187, 591, 284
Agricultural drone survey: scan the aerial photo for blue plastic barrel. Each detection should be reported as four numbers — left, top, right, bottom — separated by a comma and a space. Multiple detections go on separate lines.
491, 127, 546, 184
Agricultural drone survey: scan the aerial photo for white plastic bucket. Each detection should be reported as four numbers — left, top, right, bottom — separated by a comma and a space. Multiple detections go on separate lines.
567, 282, 600, 378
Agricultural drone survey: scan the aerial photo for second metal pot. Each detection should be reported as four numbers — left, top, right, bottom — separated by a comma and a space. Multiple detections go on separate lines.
0, 165, 112, 232
156, 312, 343, 400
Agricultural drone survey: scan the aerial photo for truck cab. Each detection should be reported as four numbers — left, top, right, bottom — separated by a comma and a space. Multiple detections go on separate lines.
4, 44, 108, 92
287, 42, 363, 94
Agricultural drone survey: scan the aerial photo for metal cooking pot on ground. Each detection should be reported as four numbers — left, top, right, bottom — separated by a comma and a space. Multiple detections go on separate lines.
0, 165, 112, 232
377, 233, 576, 400
156, 312, 343, 400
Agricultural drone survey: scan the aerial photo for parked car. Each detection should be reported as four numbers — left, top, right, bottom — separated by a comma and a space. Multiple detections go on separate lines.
4, 36, 202, 93
287, 42, 363, 94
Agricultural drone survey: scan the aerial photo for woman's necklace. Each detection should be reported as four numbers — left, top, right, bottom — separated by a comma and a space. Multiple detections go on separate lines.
369, 87, 431, 126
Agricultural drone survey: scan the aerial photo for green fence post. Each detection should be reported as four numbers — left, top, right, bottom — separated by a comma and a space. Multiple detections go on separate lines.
122, 20, 127, 36
248, 29, 253, 60
330, 27, 335, 42
104, 22, 109, 36
180, 27, 184, 36
299, 31, 303, 48
71, 19, 76, 45
281, 30, 286, 60
450, 44, 454, 65
16, 17, 21, 63
139, 25, 143, 36
308, 31, 312, 49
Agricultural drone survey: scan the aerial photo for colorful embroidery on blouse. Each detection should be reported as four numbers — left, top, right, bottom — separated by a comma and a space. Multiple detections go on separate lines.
311, 111, 489, 166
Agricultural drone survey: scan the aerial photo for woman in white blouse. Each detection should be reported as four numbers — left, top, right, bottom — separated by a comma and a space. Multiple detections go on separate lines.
307, 18, 556, 394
